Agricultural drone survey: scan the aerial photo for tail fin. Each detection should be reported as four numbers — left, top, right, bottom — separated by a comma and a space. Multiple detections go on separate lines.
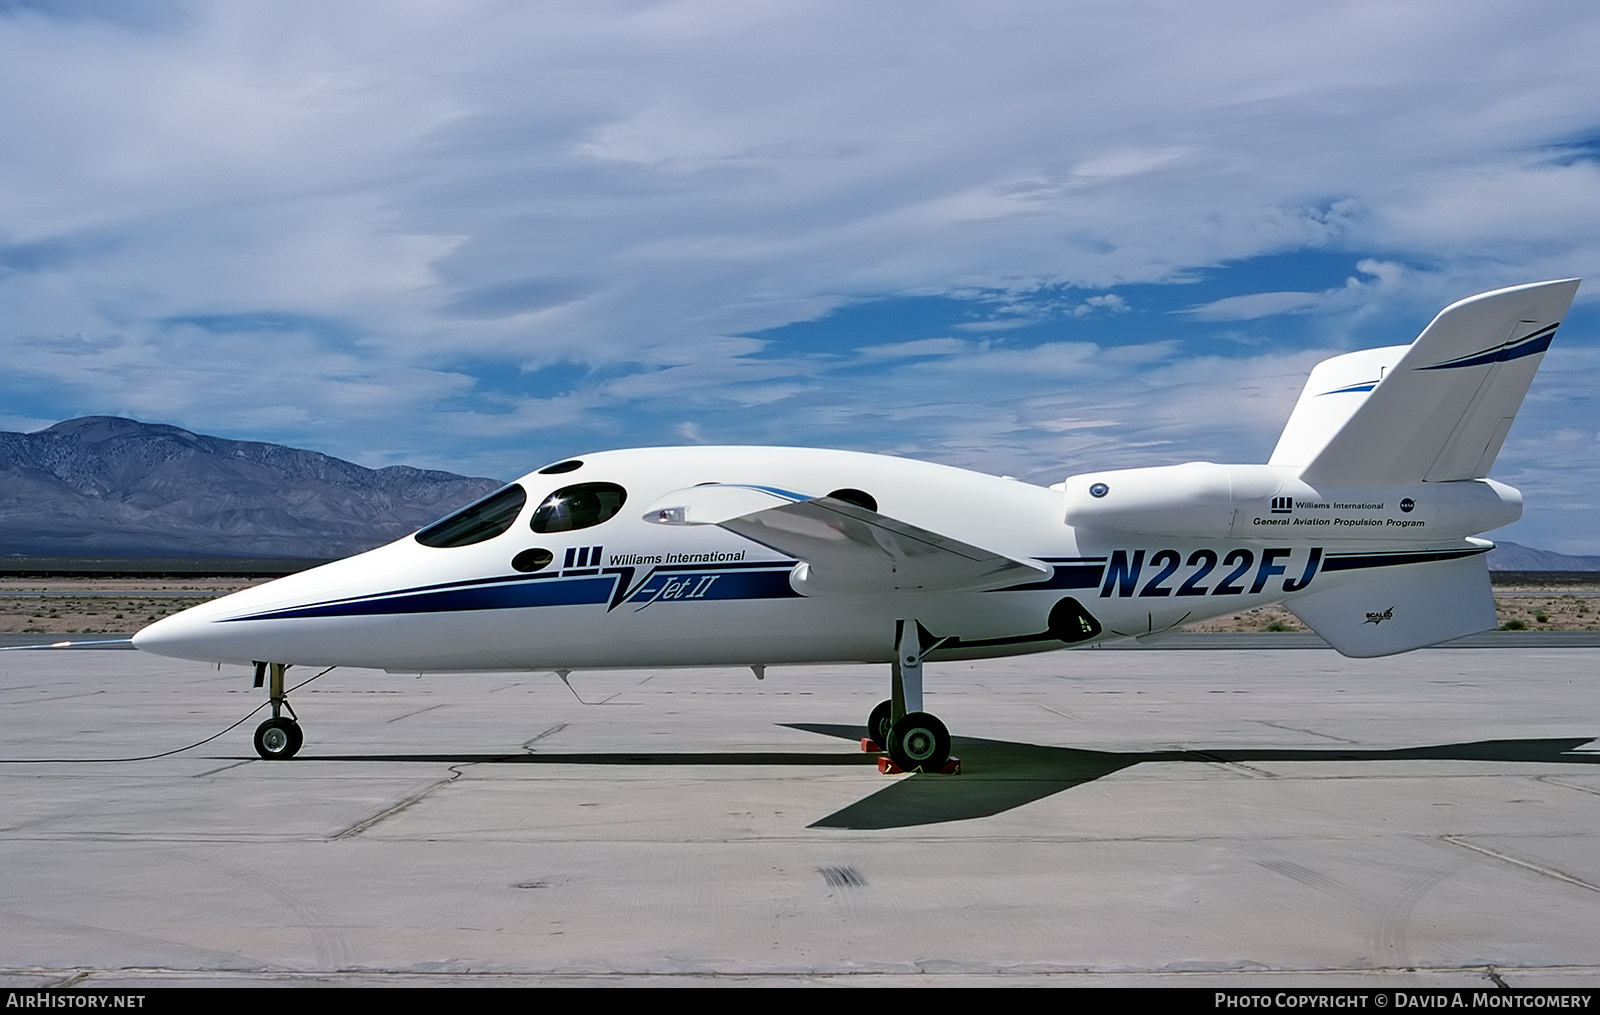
1269, 279, 1580, 486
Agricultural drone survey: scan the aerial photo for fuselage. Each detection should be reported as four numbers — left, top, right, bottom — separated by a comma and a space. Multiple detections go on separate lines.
131, 445, 1494, 673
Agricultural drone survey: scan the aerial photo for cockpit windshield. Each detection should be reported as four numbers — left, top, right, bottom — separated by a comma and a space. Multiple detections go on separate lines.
415, 484, 528, 548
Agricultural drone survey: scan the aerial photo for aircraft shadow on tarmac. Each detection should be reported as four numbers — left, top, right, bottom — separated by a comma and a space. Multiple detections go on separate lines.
789, 726, 1600, 829
282, 726, 1600, 831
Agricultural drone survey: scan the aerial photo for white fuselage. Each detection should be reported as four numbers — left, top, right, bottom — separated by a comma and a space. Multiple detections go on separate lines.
131, 445, 1504, 673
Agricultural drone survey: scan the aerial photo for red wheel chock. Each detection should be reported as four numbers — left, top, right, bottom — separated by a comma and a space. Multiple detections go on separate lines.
876, 755, 961, 776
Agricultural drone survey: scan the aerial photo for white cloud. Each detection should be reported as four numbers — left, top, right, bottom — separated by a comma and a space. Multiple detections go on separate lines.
1183, 260, 1409, 321
1071, 293, 1130, 317
951, 319, 1030, 333
0, 1, 1598, 546
853, 338, 972, 361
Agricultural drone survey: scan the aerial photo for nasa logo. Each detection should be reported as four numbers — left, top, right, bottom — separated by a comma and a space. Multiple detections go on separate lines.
1400, 498, 1415, 513
1089, 482, 1109, 498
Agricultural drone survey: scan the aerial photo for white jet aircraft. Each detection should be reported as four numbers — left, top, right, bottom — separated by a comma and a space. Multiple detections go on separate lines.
134, 279, 1581, 771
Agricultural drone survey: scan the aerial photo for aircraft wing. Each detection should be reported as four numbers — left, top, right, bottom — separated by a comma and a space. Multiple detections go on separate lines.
643, 484, 1050, 594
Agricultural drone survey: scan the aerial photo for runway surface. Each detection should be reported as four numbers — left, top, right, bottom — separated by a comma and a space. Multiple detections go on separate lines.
1, 644, 1597, 987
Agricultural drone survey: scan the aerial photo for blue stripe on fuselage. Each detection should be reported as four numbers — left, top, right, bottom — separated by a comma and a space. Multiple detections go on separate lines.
230, 573, 618, 620
995, 558, 1107, 592
225, 562, 804, 622
218, 545, 1479, 623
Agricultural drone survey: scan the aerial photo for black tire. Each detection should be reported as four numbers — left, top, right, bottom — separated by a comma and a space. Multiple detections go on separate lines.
885, 711, 950, 773
254, 717, 303, 760
866, 699, 894, 748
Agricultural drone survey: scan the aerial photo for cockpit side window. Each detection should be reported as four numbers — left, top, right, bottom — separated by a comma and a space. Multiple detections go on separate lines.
415, 484, 529, 548
530, 482, 627, 533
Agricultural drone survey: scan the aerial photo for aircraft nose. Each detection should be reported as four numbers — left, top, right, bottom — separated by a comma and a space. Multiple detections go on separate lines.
132, 607, 223, 662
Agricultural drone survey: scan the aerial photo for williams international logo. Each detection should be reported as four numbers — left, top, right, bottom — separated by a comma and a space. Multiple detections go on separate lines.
1363, 606, 1395, 625
1270, 496, 1294, 515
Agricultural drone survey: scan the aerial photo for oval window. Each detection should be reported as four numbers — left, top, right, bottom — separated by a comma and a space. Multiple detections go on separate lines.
415, 484, 528, 548
511, 548, 554, 573
530, 482, 628, 533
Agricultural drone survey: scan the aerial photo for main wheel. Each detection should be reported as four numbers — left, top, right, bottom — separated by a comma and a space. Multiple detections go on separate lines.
885, 711, 950, 773
254, 717, 303, 760
866, 699, 894, 748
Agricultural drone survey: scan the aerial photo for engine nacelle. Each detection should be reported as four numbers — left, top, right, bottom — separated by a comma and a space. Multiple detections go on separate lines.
1062, 463, 1521, 539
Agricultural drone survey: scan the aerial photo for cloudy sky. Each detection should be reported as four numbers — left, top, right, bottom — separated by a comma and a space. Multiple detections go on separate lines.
3, 1, 1599, 551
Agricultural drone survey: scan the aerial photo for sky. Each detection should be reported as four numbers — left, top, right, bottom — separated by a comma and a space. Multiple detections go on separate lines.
2, 1, 1599, 552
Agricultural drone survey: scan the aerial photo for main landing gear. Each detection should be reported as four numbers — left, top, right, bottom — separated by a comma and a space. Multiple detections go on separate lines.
252, 662, 303, 760
864, 621, 958, 775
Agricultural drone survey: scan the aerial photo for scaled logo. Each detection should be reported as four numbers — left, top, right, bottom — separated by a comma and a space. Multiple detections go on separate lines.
1363, 606, 1395, 625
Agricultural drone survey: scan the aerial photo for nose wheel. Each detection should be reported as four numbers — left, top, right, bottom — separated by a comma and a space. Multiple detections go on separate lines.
252, 661, 304, 760
254, 716, 303, 759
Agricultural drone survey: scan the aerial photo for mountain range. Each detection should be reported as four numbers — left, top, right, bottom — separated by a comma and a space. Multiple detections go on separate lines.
1, 416, 1595, 568
0, 417, 501, 558
1482, 541, 1600, 572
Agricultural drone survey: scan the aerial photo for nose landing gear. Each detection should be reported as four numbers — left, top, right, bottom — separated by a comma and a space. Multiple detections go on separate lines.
251, 662, 303, 760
